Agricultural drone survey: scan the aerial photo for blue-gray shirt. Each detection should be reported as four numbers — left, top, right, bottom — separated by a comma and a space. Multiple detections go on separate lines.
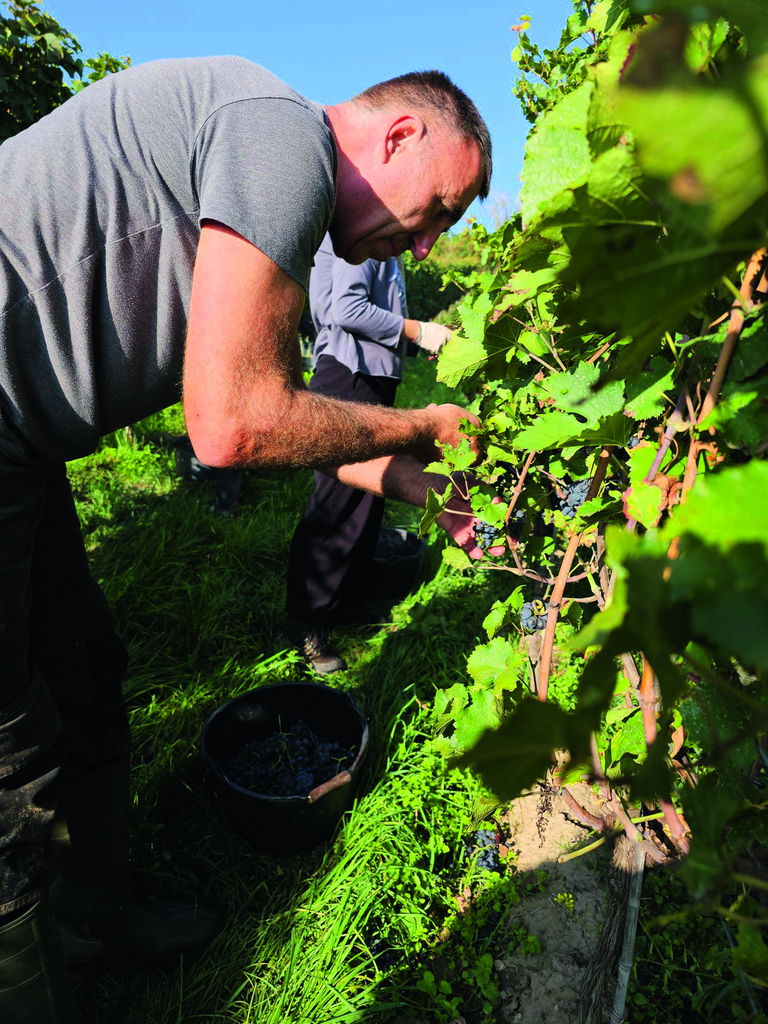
309, 235, 407, 379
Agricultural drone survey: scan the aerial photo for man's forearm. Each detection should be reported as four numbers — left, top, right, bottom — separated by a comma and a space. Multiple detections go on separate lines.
183, 226, 479, 471
203, 388, 438, 469
328, 453, 439, 503
328, 455, 483, 557
189, 380, 478, 471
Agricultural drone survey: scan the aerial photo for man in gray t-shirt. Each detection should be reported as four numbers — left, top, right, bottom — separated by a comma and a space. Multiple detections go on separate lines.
0, 57, 491, 1020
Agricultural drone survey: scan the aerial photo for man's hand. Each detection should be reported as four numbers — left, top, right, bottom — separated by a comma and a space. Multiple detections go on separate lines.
414, 321, 452, 355
425, 403, 482, 461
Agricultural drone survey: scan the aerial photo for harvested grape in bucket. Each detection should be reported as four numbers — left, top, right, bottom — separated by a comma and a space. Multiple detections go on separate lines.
224, 719, 358, 798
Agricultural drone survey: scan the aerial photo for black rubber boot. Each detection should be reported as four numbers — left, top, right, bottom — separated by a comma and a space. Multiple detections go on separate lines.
50, 756, 223, 969
0, 899, 82, 1023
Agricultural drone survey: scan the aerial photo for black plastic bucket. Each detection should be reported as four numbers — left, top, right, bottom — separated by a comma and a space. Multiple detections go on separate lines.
370, 527, 425, 600
200, 682, 369, 855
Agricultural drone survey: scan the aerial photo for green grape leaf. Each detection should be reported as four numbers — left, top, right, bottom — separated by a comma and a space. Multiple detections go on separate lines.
731, 915, 768, 984
626, 442, 661, 486
696, 312, 768, 383
483, 587, 525, 639
540, 361, 625, 426
681, 681, 755, 797
625, 480, 664, 527
576, 412, 635, 448
605, 703, 640, 727
454, 700, 574, 800
679, 778, 741, 899
619, 54, 768, 237
512, 411, 587, 450
606, 707, 646, 770
519, 80, 595, 226
418, 485, 449, 536
624, 357, 676, 418
637, 0, 768, 56
699, 375, 768, 455
669, 537, 768, 668
466, 636, 523, 693
573, 527, 690, 710
437, 437, 479, 474
661, 460, 768, 549
422, 461, 453, 478
442, 546, 472, 571
437, 311, 524, 388
452, 686, 501, 752
627, 734, 675, 801
554, 44, 768, 377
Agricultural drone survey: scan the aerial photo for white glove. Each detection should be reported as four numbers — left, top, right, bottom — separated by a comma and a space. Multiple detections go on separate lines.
414, 321, 452, 355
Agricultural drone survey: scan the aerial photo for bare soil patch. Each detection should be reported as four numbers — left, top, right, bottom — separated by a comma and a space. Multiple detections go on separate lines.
492, 784, 626, 1024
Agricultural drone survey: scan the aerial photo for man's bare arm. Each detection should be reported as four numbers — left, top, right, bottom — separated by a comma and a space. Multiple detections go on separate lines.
183, 223, 479, 469
328, 455, 486, 558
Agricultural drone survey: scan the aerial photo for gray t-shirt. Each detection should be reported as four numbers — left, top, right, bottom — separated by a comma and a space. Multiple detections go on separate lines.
0, 56, 337, 462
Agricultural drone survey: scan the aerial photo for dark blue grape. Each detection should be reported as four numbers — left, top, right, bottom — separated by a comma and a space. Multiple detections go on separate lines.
558, 479, 591, 518
463, 828, 503, 873
223, 717, 357, 797
521, 600, 549, 632
473, 519, 505, 550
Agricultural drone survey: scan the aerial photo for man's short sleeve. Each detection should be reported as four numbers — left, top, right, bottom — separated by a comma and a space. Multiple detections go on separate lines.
193, 97, 336, 289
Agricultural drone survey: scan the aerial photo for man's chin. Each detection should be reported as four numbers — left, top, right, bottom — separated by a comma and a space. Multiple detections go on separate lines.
329, 237, 366, 265
329, 233, 394, 265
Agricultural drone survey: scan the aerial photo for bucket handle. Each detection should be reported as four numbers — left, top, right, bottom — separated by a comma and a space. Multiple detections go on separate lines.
308, 770, 352, 804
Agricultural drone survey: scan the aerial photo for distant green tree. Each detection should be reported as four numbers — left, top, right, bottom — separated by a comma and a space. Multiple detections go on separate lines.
404, 229, 487, 321
0, 0, 130, 142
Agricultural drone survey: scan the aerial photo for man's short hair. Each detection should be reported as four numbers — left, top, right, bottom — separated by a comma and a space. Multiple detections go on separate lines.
353, 71, 492, 200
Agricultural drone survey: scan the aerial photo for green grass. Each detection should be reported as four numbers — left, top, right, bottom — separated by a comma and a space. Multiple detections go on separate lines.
65, 358, 523, 1023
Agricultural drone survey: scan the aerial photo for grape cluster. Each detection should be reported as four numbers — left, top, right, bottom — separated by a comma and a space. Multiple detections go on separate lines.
463, 828, 503, 873
473, 520, 505, 550
520, 599, 549, 633
224, 718, 356, 798
558, 478, 590, 517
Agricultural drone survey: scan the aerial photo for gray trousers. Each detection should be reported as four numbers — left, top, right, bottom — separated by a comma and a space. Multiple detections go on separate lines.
0, 458, 130, 915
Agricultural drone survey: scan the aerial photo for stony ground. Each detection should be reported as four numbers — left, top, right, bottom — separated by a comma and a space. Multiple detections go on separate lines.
453, 783, 630, 1024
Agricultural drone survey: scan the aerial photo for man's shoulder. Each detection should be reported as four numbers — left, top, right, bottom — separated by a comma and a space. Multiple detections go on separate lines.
116, 56, 315, 111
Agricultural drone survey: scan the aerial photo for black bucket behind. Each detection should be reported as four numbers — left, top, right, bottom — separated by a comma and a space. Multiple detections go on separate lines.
200, 682, 368, 855
370, 526, 424, 600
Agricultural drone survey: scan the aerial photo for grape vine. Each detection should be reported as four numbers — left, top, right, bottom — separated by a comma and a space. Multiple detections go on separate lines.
420, 0, 768, 987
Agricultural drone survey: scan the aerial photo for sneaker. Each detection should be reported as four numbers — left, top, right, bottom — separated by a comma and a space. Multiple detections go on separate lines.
285, 619, 347, 675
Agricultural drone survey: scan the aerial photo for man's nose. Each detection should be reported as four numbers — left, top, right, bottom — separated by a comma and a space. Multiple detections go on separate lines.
409, 226, 442, 262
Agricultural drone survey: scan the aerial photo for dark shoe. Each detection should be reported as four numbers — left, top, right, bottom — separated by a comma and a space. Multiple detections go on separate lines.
286, 619, 347, 675
51, 881, 224, 969
0, 899, 82, 1023
51, 756, 224, 969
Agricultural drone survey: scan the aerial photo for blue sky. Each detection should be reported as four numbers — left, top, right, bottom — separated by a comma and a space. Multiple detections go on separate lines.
44, 0, 573, 228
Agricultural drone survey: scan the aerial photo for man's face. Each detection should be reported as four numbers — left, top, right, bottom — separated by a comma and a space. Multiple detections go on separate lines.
331, 123, 483, 265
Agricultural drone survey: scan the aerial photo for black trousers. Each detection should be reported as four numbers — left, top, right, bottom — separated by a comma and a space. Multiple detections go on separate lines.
0, 458, 130, 914
285, 355, 399, 625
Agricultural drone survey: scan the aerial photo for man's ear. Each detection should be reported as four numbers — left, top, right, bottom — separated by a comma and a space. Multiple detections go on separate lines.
383, 114, 426, 162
